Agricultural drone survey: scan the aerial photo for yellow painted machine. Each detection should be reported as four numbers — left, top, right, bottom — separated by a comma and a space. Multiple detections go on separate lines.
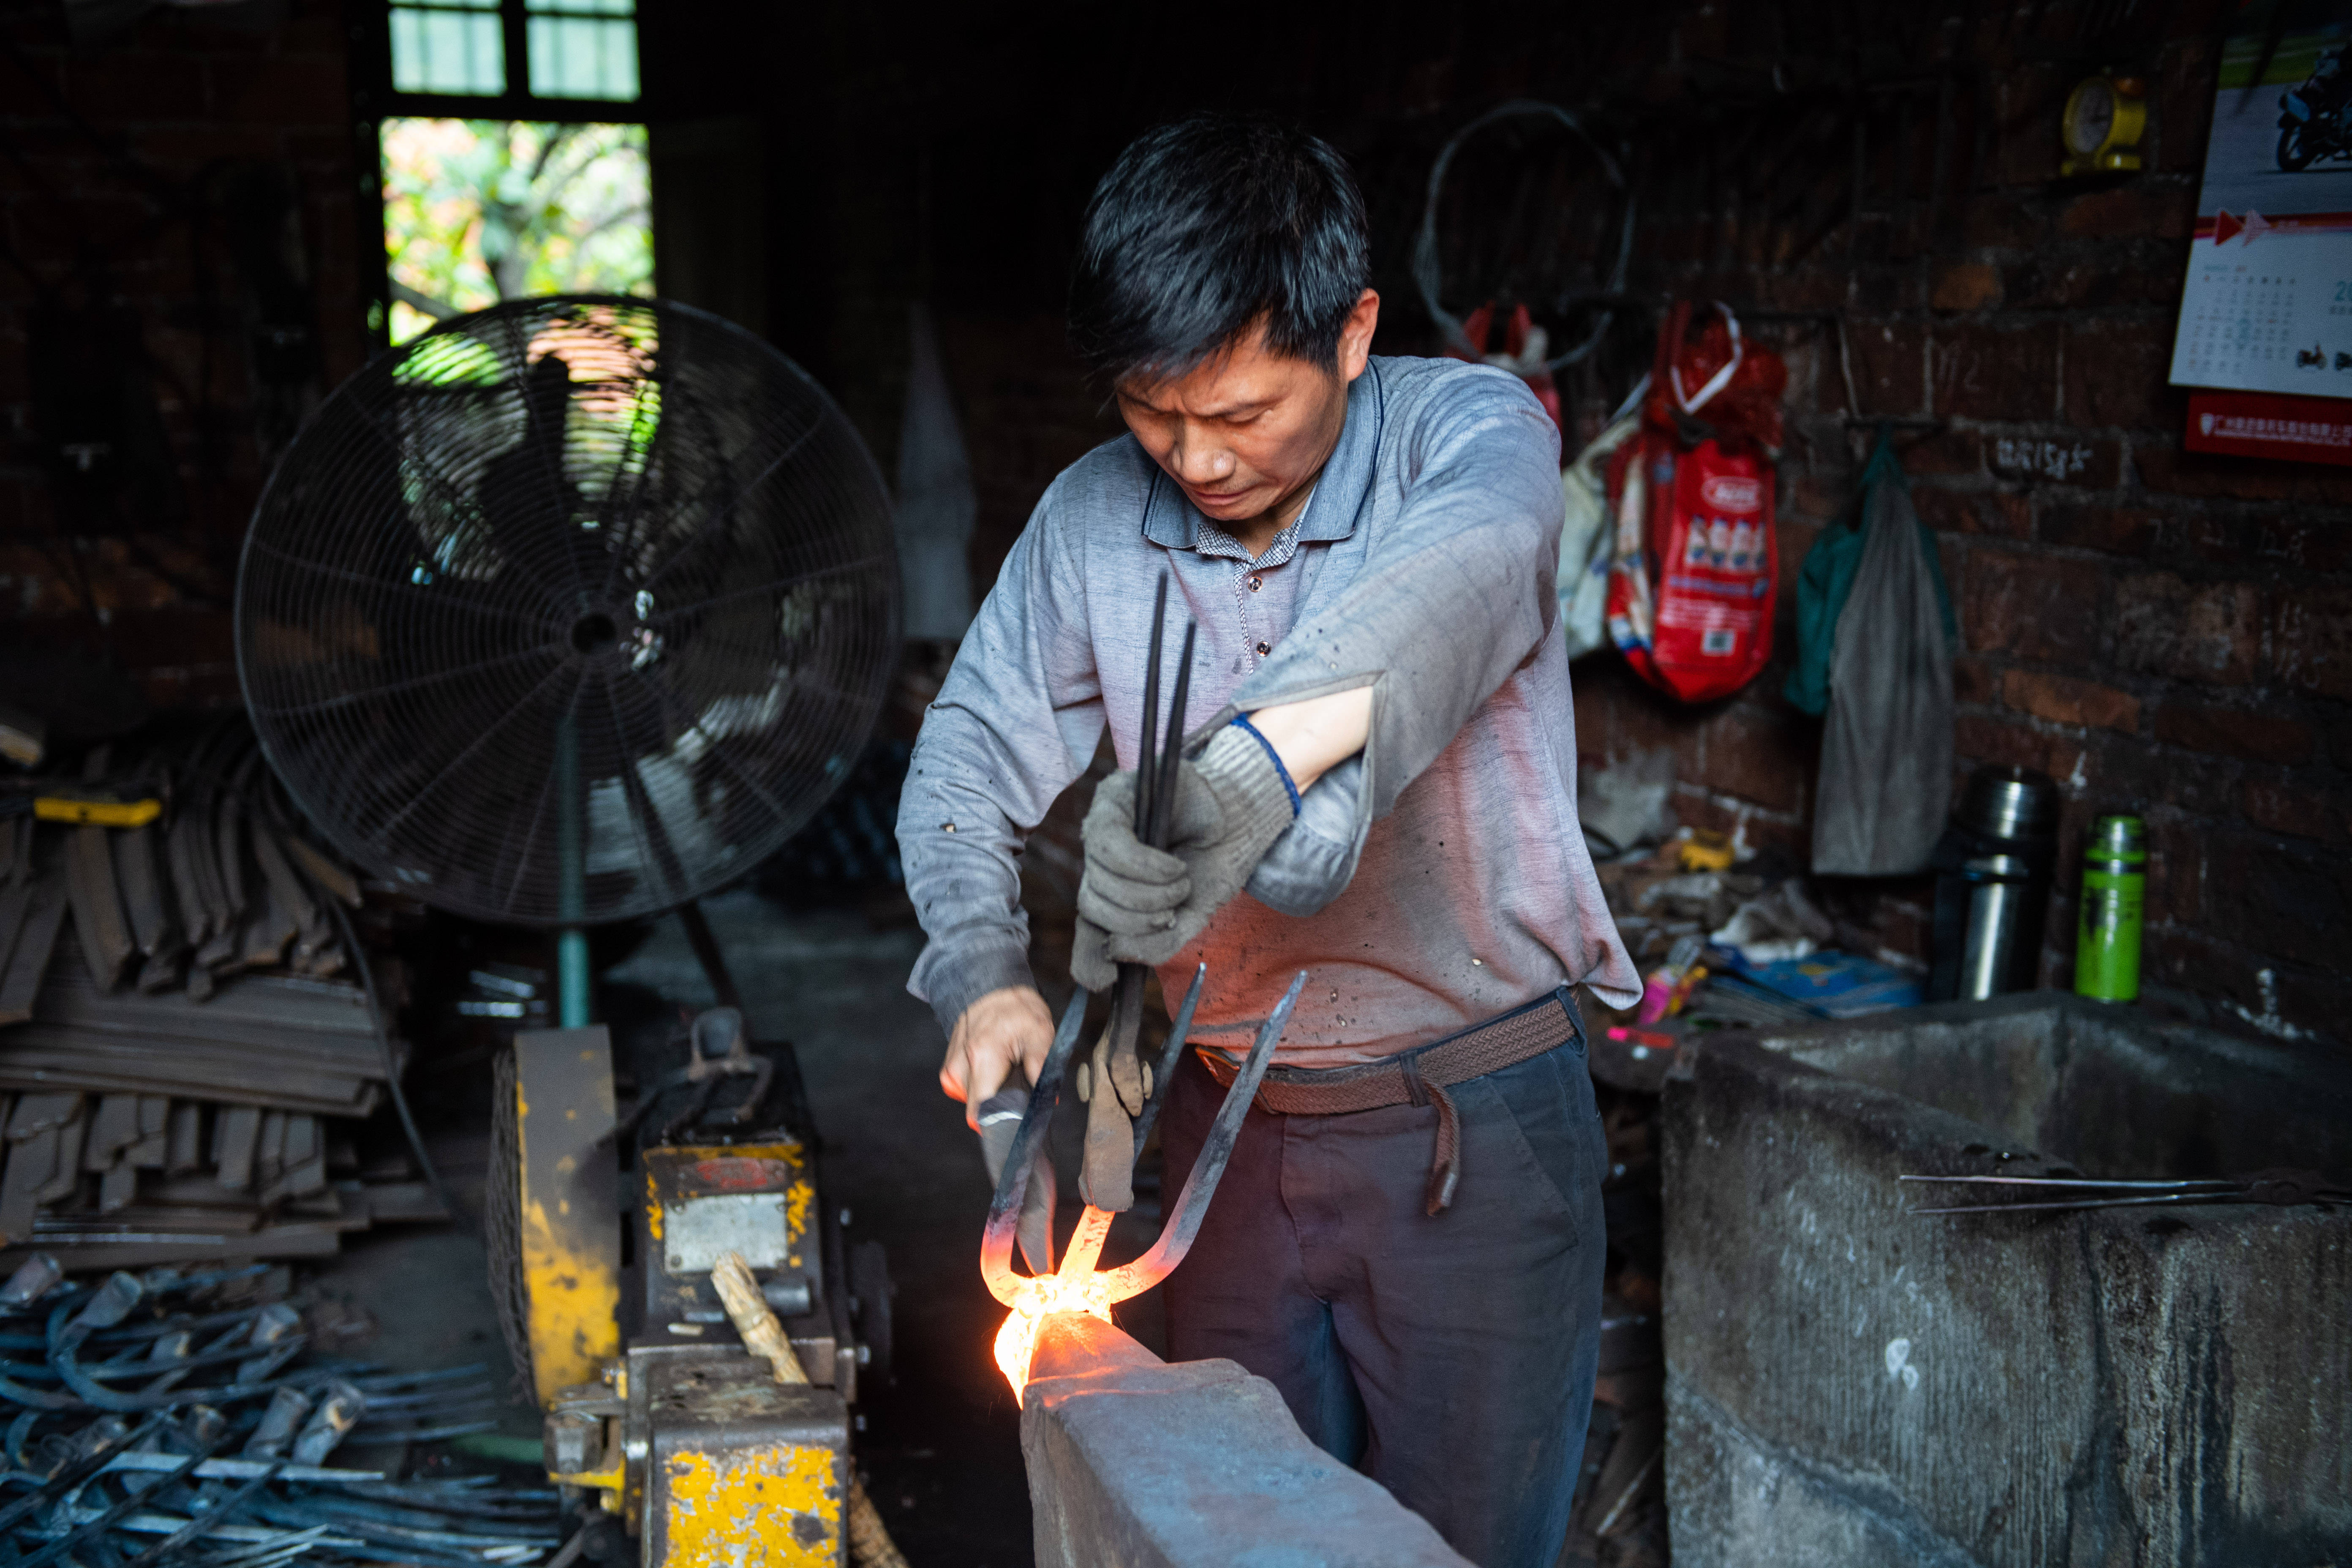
498, 1007, 882, 1567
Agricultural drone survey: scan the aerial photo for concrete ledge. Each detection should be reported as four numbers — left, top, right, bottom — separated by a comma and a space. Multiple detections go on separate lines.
1021, 1314, 1473, 1568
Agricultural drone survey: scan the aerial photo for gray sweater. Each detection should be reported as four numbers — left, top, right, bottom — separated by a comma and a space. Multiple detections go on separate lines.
897, 354, 1639, 1069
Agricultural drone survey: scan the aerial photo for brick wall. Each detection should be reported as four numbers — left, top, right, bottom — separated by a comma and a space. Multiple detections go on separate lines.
896, 1, 2350, 1048
1, 0, 2341, 1046
0, 0, 362, 711
1546, 6, 2352, 1047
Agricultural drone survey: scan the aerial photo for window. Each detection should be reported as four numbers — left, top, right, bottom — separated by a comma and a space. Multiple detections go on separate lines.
386, 0, 638, 105
526, 0, 637, 102
389, 0, 503, 96
381, 120, 652, 343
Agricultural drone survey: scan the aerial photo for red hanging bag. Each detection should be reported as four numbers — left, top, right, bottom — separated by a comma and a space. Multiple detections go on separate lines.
1604, 302, 1786, 704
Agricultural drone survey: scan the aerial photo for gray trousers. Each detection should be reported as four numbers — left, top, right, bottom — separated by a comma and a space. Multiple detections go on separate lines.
1160, 1016, 1608, 1568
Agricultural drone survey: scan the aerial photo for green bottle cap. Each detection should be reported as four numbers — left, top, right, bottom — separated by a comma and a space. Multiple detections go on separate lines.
2087, 814, 2146, 865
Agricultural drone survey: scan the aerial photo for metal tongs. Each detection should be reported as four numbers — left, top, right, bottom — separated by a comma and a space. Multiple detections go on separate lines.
1901, 1167, 2350, 1215
975, 577, 1306, 1314
980, 967, 1303, 1315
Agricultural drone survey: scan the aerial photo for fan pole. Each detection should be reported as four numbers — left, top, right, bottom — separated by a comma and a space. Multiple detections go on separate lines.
556, 712, 591, 1029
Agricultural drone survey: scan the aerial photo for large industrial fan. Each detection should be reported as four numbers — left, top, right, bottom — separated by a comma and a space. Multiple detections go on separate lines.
236, 296, 908, 1567
237, 294, 899, 939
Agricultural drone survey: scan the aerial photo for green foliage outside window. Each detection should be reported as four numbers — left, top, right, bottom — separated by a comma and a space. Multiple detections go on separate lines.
383, 118, 652, 344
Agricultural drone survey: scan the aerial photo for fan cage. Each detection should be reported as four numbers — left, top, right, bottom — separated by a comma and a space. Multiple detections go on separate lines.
237, 295, 901, 927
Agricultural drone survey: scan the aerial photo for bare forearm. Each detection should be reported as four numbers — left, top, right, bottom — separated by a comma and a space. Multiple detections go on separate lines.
1244, 686, 1373, 792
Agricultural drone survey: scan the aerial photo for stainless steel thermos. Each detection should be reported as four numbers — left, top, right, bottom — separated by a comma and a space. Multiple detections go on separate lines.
1928, 767, 2060, 1003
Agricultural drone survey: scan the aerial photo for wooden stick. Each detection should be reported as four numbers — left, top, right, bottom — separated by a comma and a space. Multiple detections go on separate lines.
710, 1253, 908, 1568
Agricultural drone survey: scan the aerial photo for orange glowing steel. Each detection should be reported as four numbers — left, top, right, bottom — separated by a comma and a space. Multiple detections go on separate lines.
991, 1276, 1115, 1405
993, 1206, 1120, 1405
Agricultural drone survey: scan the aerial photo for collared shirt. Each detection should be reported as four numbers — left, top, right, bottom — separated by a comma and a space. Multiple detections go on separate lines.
897, 355, 1640, 1070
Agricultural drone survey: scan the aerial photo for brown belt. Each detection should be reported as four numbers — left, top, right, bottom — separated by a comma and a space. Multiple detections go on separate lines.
1195, 984, 1585, 1217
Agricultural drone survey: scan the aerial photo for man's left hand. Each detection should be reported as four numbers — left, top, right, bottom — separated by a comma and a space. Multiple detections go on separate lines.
1073, 724, 1296, 987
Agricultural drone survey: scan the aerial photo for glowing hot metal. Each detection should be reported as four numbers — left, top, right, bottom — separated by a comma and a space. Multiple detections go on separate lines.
980, 967, 1303, 1402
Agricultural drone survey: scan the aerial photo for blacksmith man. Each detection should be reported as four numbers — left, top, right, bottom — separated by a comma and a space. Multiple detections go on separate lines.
896, 113, 1639, 1565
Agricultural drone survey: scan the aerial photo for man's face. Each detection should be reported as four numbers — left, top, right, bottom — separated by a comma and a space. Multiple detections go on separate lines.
1114, 290, 1380, 530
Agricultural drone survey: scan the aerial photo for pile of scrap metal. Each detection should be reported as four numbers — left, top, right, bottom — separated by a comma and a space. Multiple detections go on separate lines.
0, 724, 440, 1271
0, 1252, 553, 1567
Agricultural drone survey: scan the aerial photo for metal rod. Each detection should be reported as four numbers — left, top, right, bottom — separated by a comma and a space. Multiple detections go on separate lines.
1899, 1174, 2238, 1191
674, 901, 742, 1013
1911, 1194, 2224, 1216
1149, 622, 1196, 850
1135, 574, 1168, 843
555, 712, 589, 1030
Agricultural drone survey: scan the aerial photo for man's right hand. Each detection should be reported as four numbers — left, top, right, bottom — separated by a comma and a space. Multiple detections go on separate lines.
940, 985, 1054, 1130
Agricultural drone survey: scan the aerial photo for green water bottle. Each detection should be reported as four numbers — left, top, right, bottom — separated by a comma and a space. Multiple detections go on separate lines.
2074, 814, 2145, 1002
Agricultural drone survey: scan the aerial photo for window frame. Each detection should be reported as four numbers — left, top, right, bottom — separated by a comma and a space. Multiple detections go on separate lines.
354, 0, 645, 122
350, 0, 651, 351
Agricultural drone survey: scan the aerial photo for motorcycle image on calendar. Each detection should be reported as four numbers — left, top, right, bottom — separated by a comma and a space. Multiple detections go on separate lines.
2277, 46, 2351, 172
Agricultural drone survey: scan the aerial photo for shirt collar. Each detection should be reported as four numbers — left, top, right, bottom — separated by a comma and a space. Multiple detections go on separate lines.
1140, 358, 1387, 551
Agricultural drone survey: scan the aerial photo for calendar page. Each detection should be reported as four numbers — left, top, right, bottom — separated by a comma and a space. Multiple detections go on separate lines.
2168, 5, 2352, 397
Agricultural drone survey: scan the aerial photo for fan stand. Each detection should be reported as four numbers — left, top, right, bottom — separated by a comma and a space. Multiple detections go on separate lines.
555, 712, 590, 1028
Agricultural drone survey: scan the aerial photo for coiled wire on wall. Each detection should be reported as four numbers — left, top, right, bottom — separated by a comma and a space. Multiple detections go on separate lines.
1410, 99, 1638, 370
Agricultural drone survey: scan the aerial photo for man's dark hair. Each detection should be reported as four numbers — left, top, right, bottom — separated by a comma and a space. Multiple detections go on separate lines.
1068, 114, 1370, 388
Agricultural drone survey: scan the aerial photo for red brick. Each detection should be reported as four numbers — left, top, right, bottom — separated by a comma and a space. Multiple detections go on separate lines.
2152, 703, 2313, 764
1777, 517, 1824, 588
1930, 262, 2003, 313
2055, 182, 2198, 241
2242, 780, 2349, 844
2003, 253, 2185, 310
2063, 320, 2178, 430
1835, 320, 1928, 418
2204, 835, 2349, 971
2255, 518, 2352, 574
2270, 585, 2352, 700
1961, 550, 2106, 663
1913, 486, 2031, 538
2039, 504, 2162, 555
2001, 670, 2142, 731
2263, 965, 2352, 1048
2290, 465, 2352, 506
1694, 702, 1811, 816
1989, 66, 2072, 186
2112, 572, 2259, 683
1955, 712, 2062, 776
1960, 193, 2045, 251
1788, 471, 1846, 520
1933, 323, 2061, 422
1952, 655, 1998, 705
2144, 816, 2208, 926
2154, 38, 2219, 174
2134, 442, 2299, 502
2088, 730, 2240, 816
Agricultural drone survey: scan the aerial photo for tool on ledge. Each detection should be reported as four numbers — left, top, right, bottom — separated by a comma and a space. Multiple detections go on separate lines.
1901, 1167, 2350, 1215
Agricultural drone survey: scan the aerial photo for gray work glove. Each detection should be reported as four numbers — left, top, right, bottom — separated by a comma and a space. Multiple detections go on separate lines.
1071, 724, 1297, 992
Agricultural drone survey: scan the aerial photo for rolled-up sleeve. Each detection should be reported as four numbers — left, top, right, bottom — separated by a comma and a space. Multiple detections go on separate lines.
1230, 369, 1564, 910
897, 477, 1104, 1036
